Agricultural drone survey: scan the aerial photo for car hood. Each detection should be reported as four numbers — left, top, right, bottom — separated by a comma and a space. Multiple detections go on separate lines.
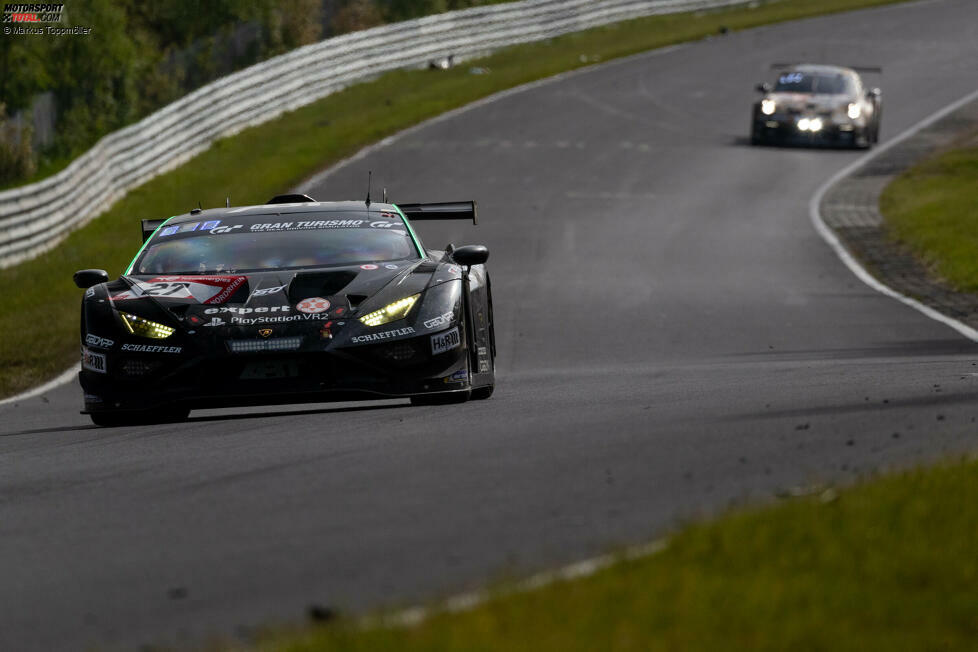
103, 259, 461, 341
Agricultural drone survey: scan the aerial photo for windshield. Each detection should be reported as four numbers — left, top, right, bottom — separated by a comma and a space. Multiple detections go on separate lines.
134, 211, 420, 274
774, 72, 853, 94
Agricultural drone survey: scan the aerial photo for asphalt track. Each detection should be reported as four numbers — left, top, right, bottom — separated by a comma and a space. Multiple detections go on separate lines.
3, 1, 978, 649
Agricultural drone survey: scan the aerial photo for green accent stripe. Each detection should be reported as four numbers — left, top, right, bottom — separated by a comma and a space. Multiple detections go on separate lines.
393, 204, 427, 259
123, 216, 178, 275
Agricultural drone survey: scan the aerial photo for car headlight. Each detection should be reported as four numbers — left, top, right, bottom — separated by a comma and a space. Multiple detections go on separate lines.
120, 312, 175, 339
847, 103, 861, 119
359, 294, 420, 327
761, 99, 776, 115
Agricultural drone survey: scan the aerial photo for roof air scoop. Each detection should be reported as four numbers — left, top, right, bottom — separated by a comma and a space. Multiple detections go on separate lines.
266, 193, 317, 204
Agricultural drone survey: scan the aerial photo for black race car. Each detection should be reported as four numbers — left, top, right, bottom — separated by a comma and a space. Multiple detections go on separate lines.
73, 195, 495, 426
750, 64, 882, 148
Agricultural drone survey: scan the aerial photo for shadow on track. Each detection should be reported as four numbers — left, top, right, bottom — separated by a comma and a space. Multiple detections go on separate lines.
184, 400, 413, 425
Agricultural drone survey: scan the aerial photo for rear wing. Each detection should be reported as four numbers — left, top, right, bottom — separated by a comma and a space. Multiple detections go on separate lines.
770, 62, 882, 74
397, 201, 478, 225
141, 218, 167, 243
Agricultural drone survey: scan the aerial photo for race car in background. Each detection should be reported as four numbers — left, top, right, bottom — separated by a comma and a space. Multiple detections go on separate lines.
73, 195, 495, 426
750, 63, 882, 148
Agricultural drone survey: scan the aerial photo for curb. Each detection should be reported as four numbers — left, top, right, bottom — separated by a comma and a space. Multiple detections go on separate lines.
810, 88, 978, 343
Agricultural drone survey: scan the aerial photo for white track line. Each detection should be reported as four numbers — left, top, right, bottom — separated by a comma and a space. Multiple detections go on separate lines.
809, 88, 978, 343
0, 363, 79, 408
374, 539, 668, 628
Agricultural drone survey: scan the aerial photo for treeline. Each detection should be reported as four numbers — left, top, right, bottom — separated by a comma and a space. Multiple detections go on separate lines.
0, 0, 505, 186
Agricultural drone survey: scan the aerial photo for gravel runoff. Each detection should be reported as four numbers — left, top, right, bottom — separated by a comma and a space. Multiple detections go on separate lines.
820, 97, 978, 327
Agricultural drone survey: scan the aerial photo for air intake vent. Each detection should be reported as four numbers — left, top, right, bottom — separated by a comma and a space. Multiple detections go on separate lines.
228, 337, 302, 353
288, 271, 357, 303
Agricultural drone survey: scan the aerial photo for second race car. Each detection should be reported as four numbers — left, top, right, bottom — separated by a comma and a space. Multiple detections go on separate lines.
750, 63, 882, 148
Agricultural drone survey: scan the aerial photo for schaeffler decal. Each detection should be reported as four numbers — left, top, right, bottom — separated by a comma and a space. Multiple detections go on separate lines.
112, 276, 246, 304
350, 326, 415, 344
296, 297, 330, 314
120, 344, 182, 353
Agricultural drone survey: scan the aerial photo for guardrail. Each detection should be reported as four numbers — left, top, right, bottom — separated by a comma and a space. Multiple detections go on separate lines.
0, 0, 746, 269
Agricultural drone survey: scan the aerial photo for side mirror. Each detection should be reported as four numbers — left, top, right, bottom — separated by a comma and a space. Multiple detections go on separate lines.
756, 82, 772, 93
451, 245, 489, 266
74, 269, 109, 289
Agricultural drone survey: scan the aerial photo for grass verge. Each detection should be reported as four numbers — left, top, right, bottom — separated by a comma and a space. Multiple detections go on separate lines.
0, 0, 909, 398
254, 459, 978, 651
880, 132, 978, 292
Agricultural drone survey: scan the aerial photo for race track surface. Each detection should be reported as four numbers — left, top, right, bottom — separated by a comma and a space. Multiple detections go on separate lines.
3, 1, 978, 648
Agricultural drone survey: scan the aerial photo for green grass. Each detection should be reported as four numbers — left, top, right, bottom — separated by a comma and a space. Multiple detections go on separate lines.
252, 459, 978, 651
0, 0, 909, 398
881, 134, 978, 292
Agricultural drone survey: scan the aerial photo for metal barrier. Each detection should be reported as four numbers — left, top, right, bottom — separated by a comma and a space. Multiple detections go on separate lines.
0, 0, 745, 268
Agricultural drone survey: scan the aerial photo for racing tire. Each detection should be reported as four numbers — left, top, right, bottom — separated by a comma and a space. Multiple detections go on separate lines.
471, 385, 494, 400
750, 124, 761, 146
90, 407, 190, 427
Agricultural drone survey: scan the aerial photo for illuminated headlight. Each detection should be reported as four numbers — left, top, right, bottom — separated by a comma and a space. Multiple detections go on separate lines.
809, 118, 823, 132
761, 99, 776, 115
797, 118, 811, 131
847, 103, 861, 120
120, 312, 175, 339
359, 294, 420, 327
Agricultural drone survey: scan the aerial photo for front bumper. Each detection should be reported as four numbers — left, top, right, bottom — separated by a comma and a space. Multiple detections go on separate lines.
753, 115, 866, 146
80, 332, 470, 414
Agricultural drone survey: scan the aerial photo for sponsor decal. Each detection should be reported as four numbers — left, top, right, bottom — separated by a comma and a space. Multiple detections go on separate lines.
258, 328, 273, 338
210, 224, 243, 234
83, 393, 103, 403
251, 285, 286, 297
160, 225, 180, 237
384, 263, 399, 270
423, 311, 454, 330
431, 327, 460, 355
478, 345, 490, 373
443, 369, 468, 384
120, 344, 182, 353
296, 297, 330, 314
204, 305, 290, 314
320, 321, 333, 339
112, 276, 246, 304
370, 220, 395, 228
84, 287, 96, 299
247, 220, 365, 232
81, 346, 106, 373
85, 333, 115, 349
350, 326, 416, 344
359, 264, 378, 270
214, 313, 328, 326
